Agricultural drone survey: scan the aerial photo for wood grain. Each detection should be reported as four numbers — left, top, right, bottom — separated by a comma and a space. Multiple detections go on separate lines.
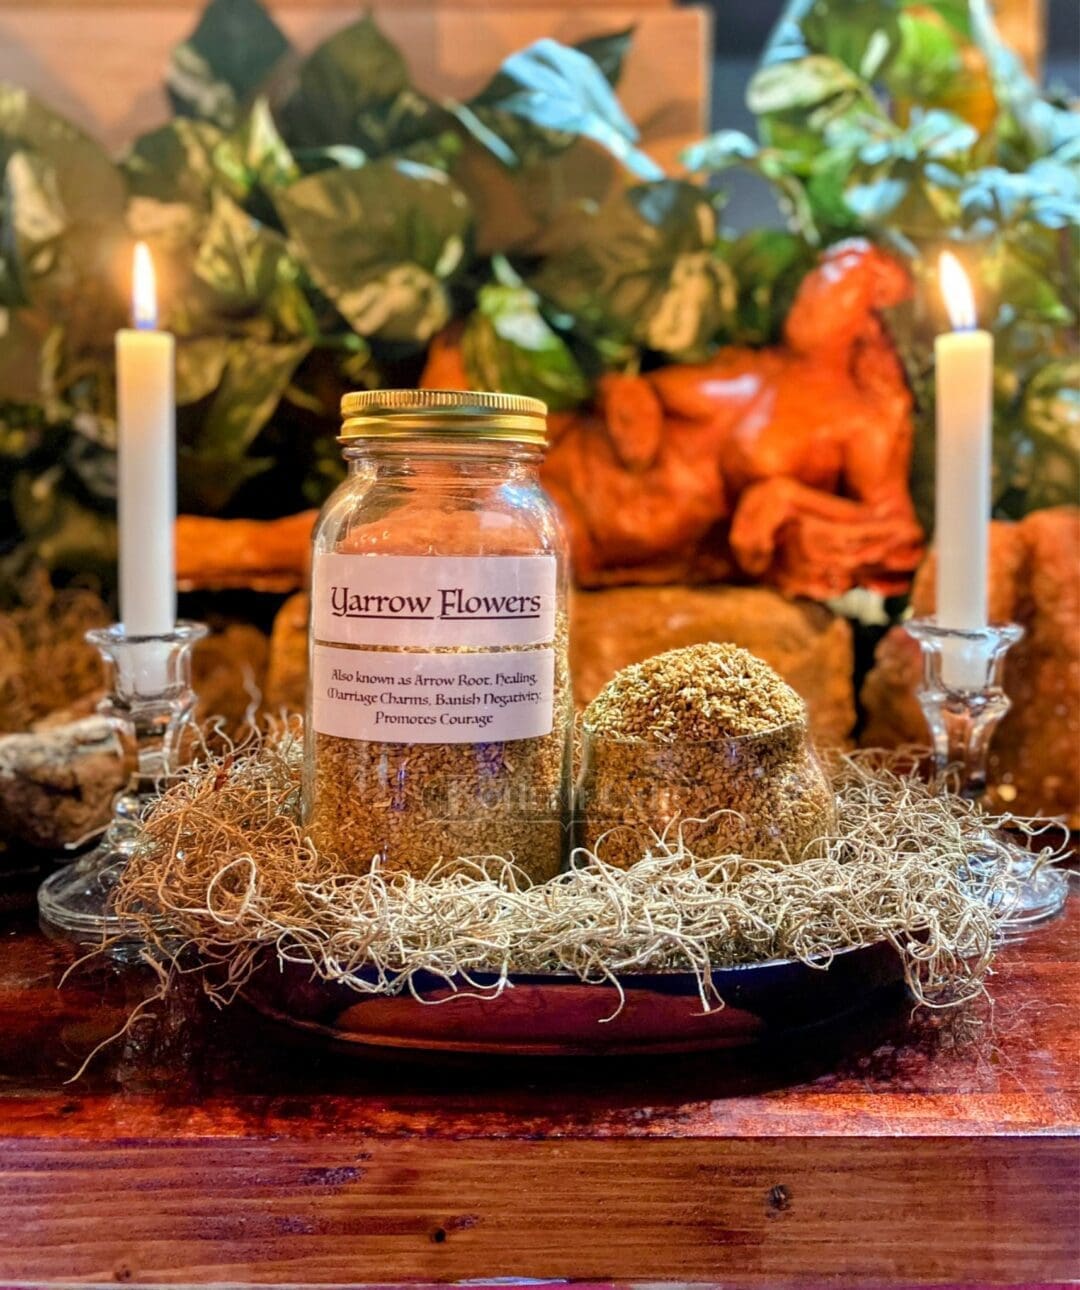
0, 882, 1077, 1284
1, 1137, 1075, 1283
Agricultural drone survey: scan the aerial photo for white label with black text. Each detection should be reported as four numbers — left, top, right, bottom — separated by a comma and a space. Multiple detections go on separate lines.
312, 645, 555, 743
312, 553, 556, 648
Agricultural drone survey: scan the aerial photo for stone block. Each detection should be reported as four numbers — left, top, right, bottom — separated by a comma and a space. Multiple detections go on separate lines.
265, 587, 857, 748
570, 585, 856, 747
861, 506, 1080, 825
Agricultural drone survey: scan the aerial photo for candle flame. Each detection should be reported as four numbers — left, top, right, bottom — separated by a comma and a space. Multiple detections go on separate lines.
939, 251, 977, 331
132, 242, 158, 330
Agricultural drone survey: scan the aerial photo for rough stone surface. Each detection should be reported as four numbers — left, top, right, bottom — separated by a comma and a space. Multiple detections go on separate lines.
570, 585, 856, 747
0, 623, 272, 850
861, 506, 1080, 825
0, 582, 107, 733
264, 593, 310, 715
265, 587, 856, 748
193, 624, 269, 733
0, 716, 125, 850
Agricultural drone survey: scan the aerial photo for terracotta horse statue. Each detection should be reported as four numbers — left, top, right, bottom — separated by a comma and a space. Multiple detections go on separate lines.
423, 239, 924, 599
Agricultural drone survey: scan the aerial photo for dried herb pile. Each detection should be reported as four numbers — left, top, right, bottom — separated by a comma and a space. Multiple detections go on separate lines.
578, 644, 835, 867
108, 722, 1057, 1015
308, 619, 571, 884
583, 643, 806, 740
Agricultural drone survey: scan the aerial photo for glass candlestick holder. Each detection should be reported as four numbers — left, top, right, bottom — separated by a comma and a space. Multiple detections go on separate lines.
906, 617, 1068, 938
37, 621, 208, 946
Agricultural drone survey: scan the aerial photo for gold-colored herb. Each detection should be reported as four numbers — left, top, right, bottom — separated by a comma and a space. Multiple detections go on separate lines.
584, 642, 806, 740
306, 620, 571, 883
578, 643, 835, 866
112, 727, 1040, 1016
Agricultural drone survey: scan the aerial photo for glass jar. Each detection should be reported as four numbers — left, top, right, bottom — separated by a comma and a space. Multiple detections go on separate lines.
304, 389, 572, 882
576, 721, 836, 868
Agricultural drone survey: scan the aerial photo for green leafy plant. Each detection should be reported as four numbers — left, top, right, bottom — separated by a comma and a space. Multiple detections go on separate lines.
686, 0, 1079, 527
0, 0, 1075, 590
0, 3, 678, 580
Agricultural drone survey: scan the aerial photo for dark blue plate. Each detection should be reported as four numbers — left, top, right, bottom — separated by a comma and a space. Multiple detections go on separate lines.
244, 938, 907, 1056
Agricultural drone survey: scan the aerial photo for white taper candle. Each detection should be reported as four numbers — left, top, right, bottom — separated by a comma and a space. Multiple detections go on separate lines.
934, 251, 993, 687
116, 243, 175, 637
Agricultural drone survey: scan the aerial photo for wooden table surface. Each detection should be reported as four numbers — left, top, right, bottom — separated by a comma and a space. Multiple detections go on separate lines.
0, 864, 1077, 1288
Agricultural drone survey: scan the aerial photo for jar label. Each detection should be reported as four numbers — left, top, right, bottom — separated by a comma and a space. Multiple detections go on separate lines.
312, 553, 557, 648
311, 644, 555, 743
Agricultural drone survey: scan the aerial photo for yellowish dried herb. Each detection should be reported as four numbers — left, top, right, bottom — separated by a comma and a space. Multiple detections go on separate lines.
579, 643, 835, 866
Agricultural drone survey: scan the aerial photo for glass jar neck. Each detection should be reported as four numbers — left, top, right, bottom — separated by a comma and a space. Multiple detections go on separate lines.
342, 438, 544, 479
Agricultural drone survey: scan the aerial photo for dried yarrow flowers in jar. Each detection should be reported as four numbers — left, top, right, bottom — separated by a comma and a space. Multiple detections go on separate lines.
577, 643, 836, 868
304, 390, 572, 881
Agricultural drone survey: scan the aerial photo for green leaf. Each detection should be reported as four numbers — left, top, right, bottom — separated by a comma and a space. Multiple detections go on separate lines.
884, 9, 963, 103
960, 160, 1080, 233
11, 467, 116, 575
5, 152, 64, 255
338, 338, 375, 386
461, 38, 663, 180
462, 282, 589, 410
853, 170, 962, 244
0, 88, 126, 310
276, 158, 471, 343
63, 433, 116, 504
681, 129, 820, 240
531, 180, 734, 360
192, 191, 316, 336
1023, 358, 1080, 440
124, 119, 225, 252
167, 0, 290, 130
749, 52, 882, 193
293, 144, 367, 176
984, 241, 1073, 327
837, 111, 972, 239
124, 119, 224, 208
921, 1, 973, 38
279, 17, 446, 155
213, 97, 299, 201
175, 336, 231, 404
177, 448, 273, 514
748, 55, 864, 116
800, 0, 900, 80
1014, 358, 1080, 512
574, 28, 634, 86
844, 174, 910, 222
759, 0, 816, 66
681, 129, 760, 173
841, 108, 977, 166
195, 192, 278, 303
722, 228, 814, 344
196, 336, 310, 457
395, 129, 464, 175
0, 87, 123, 220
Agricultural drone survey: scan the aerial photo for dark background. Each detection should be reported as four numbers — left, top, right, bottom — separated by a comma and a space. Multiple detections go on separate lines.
692, 0, 1079, 228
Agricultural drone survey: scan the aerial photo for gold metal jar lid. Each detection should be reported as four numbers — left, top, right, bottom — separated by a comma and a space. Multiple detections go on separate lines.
340, 389, 548, 444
